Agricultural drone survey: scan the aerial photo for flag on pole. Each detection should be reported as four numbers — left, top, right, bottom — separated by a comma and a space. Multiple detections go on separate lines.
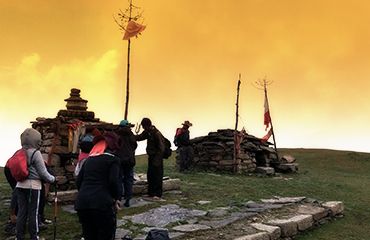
264, 92, 271, 130
261, 128, 272, 143
123, 21, 146, 40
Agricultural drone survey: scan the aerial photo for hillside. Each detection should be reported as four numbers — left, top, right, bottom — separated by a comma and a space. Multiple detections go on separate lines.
1, 149, 370, 239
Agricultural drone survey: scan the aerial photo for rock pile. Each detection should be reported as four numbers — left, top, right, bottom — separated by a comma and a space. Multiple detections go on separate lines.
32, 88, 117, 192
187, 129, 298, 174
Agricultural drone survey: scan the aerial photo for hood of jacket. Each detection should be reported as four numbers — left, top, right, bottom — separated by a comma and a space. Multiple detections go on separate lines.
21, 128, 42, 149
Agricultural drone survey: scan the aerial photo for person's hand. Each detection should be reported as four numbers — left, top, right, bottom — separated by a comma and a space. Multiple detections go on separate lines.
54, 176, 63, 183
114, 200, 122, 212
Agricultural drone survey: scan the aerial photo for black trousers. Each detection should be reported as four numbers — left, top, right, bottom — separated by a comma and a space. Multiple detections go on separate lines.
78, 208, 116, 240
122, 166, 134, 200
16, 188, 40, 240
147, 155, 163, 197
38, 184, 46, 223
4, 167, 18, 213
178, 146, 194, 171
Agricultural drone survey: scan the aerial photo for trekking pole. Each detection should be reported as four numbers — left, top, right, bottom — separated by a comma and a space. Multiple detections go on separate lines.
53, 182, 58, 240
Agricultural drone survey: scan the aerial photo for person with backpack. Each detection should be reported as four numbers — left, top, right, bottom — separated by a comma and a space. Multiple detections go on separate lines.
15, 128, 57, 240
136, 118, 166, 201
3, 162, 18, 235
174, 120, 194, 172
115, 120, 138, 207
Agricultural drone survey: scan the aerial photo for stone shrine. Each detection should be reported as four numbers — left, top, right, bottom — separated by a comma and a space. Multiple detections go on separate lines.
181, 129, 298, 175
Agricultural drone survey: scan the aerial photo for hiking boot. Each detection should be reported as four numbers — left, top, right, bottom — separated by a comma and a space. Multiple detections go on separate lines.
38, 222, 48, 231
4, 222, 16, 235
151, 196, 166, 202
124, 199, 130, 207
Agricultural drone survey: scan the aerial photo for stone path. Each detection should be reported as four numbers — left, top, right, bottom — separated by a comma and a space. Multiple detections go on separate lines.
56, 195, 344, 239
107, 196, 344, 240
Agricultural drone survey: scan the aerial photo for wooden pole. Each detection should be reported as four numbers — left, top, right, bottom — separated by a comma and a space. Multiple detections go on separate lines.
263, 80, 279, 161
233, 74, 241, 173
124, 0, 133, 120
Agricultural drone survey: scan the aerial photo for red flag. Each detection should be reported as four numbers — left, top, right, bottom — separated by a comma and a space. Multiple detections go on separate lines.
261, 129, 272, 143
264, 92, 271, 130
123, 21, 146, 40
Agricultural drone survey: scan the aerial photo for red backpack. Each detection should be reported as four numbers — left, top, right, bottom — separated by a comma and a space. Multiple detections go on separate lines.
5, 149, 36, 182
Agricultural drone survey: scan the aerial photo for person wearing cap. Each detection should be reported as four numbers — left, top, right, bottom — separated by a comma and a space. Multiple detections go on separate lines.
74, 128, 95, 176
75, 131, 123, 240
174, 121, 194, 172
136, 118, 165, 201
115, 120, 137, 207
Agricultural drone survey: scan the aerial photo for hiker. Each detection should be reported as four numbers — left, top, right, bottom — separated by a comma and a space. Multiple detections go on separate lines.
75, 131, 122, 240
136, 118, 165, 201
74, 128, 95, 176
3, 162, 18, 235
15, 128, 57, 240
174, 120, 194, 172
38, 159, 54, 230
116, 120, 137, 207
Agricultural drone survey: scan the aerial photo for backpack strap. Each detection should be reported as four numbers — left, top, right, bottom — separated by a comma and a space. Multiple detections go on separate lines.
28, 150, 38, 167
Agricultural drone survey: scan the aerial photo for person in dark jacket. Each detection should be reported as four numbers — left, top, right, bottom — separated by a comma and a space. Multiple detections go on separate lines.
174, 120, 194, 172
136, 118, 165, 201
116, 120, 137, 207
75, 132, 123, 240
3, 163, 17, 235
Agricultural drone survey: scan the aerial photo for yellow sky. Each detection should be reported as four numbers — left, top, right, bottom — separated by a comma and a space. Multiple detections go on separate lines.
1, 0, 370, 165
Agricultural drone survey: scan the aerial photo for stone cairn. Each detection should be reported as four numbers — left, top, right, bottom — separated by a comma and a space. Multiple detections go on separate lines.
184, 129, 298, 175
32, 89, 116, 194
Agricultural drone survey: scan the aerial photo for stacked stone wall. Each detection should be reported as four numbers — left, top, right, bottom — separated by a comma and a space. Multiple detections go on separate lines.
186, 129, 296, 174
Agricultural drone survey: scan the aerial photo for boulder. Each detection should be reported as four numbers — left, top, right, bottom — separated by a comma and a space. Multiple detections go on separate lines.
250, 223, 281, 240
266, 218, 298, 237
297, 205, 328, 221
322, 201, 344, 216
233, 232, 270, 240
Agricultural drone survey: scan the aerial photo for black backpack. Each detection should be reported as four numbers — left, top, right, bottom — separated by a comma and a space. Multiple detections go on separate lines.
162, 136, 172, 159
145, 229, 170, 240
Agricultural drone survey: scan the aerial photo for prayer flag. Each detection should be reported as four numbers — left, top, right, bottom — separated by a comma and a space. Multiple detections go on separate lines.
261, 129, 272, 143
264, 92, 271, 130
123, 21, 146, 40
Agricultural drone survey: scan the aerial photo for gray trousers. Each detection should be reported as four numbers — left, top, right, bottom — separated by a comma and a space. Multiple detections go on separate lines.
16, 188, 40, 240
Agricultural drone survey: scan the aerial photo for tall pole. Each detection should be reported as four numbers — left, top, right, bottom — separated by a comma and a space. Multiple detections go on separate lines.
263, 80, 279, 161
124, 0, 133, 120
233, 74, 241, 173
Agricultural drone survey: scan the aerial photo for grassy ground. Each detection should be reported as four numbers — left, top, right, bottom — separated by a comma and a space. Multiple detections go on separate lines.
1, 149, 370, 239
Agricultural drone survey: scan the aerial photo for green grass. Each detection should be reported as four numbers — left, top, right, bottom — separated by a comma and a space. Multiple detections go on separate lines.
1, 149, 370, 239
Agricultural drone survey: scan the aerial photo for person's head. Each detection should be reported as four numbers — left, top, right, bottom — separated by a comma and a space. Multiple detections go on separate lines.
91, 128, 105, 145
103, 132, 119, 153
21, 128, 42, 149
119, 119, 135, 128
79, 134, 94, 153
141, 118, 152, 130
182, 120, 193, 130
